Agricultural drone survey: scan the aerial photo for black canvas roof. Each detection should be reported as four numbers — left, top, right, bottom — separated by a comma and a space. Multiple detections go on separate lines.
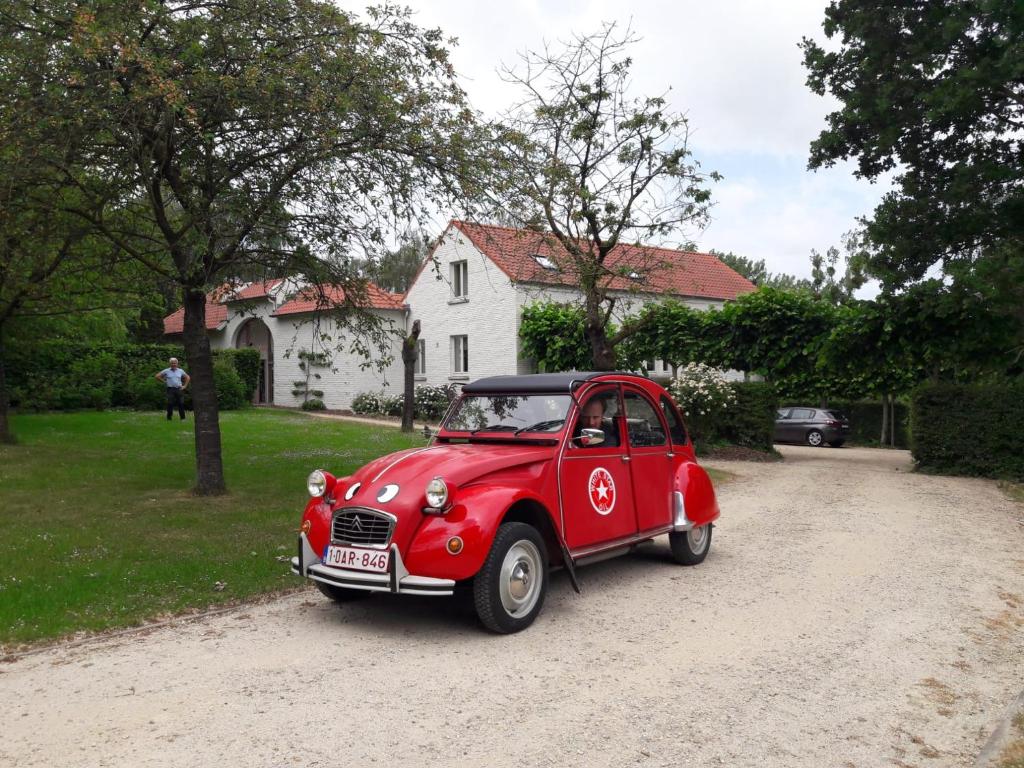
461, 372, 636, 394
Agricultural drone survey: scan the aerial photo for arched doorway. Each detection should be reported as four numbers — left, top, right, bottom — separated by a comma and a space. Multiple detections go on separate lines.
234, 319, 274, 404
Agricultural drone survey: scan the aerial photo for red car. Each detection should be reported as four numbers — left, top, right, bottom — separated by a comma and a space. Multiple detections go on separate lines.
292, 372, 720, 633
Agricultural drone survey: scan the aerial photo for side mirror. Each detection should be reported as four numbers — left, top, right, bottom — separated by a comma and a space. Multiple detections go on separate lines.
574, 428, 605, 446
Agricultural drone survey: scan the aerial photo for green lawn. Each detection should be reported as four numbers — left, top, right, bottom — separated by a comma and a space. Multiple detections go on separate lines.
0, 409, 423, 646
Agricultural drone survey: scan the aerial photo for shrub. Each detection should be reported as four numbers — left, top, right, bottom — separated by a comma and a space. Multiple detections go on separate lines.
911, 380, 1024, 480
414, 383, 459, 420
668, 363, 737, 443
301, 398, 326, 411
212, 359, 249, 410
351, 391, 385, 415
382, 394, 404, 417
218, 348, 261, 399
717, 382, 777, 451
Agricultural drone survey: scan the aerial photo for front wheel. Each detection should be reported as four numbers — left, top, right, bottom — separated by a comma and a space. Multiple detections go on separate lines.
669, 524, 712, 565
473, 522, 548, 634
806, 429, 824, 447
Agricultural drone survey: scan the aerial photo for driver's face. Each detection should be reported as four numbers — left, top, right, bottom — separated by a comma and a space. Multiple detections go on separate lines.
580, 400, 605, 430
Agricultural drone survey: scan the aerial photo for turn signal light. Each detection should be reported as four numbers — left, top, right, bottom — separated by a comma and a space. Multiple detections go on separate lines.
300, 519, 312, 535
446, 536, 464, 555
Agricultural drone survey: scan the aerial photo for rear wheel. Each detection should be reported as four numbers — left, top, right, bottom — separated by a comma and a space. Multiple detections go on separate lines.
669, 524, 712, 565
315, 581, 371, 602
806, 429, 824, 447
473, 522, 548, 634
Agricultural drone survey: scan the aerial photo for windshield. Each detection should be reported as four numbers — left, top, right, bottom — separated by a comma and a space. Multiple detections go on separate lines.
443, 394, 572, 434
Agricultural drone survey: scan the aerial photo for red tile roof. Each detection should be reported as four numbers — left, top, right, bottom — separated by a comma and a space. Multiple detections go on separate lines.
274, 282, 405, 317
451, 221, 756, 301
162, 298, 229, 335
227, 278, 284, 301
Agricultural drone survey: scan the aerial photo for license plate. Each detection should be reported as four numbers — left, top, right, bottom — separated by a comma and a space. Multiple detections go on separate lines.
324, 545, 390, 573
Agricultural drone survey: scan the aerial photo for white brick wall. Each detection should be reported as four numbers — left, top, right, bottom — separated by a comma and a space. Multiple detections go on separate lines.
405, 225, 520, 388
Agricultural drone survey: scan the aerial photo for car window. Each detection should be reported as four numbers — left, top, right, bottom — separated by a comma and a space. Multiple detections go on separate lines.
660, 396, 688, 445
445, 394, 572, 432
776, 409, 789, 420
571, 388, 620, 448
792, 408, 815, 420
623, 391, 667, 447
824, 410, 846, 421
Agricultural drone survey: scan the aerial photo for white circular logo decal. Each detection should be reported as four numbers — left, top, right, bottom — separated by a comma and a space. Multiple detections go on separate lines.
588, 467, 616, 515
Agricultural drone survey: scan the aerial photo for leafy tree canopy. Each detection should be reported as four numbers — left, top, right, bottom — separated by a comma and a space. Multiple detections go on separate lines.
802, 1, 1024, 286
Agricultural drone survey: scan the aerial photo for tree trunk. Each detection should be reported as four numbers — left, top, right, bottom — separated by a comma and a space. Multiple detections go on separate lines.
888, 393, 897, 448
879, 392, 889, 447
401, 319, 421, 432
584, 304, 616, 371
182, 289, 226, 495
0, 329, 13, 445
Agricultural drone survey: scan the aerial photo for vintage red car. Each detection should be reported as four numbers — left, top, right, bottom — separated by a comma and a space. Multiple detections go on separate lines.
291, 372, 720, 633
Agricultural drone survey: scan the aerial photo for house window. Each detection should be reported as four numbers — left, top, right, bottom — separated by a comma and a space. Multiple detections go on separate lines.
645, 359, 656, 372
451, 335, 469, 374
416, 339, 426, 375
451, 260, 468, 298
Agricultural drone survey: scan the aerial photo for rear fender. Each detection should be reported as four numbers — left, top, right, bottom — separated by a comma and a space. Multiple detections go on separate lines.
674, 461, 720, 528
403, 485, 557, 582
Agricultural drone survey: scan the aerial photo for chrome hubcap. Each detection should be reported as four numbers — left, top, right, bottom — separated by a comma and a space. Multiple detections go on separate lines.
499, 541, 543, 617
688, 525, 708, 553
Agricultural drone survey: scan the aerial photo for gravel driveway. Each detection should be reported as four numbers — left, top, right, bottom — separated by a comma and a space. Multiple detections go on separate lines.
2, 446, 1022, 768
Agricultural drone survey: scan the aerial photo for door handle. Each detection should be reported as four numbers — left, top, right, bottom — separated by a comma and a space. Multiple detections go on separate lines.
621, 456, 631, 463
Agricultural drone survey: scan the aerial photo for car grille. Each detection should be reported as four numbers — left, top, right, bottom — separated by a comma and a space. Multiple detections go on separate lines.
331, 507, 395, 548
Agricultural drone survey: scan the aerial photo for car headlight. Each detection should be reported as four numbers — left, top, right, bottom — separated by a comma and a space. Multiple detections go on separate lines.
307, 470, 327, 498
425, 477, 449, 508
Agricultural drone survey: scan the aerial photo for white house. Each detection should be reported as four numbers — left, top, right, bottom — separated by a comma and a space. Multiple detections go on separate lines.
163, 278, 406, 408
404, 221, 756, 388
164, 220, 755, 409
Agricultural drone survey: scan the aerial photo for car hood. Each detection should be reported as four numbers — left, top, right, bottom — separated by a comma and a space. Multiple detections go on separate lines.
340, 441, 557, 509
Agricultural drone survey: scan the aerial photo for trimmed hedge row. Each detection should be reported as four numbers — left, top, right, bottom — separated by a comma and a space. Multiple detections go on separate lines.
710, 382, 777, 451
6, 341, 260, 412
911, 381, 1024, 480
806, 400, 910, 448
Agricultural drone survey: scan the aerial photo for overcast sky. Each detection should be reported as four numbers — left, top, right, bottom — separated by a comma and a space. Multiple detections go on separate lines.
345, 1, 890, 283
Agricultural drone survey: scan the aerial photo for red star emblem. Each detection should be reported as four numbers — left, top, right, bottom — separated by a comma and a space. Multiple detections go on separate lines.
588, 467, 616, 515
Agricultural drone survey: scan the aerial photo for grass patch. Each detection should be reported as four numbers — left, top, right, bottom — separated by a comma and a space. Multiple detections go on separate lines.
705, 467, 737, 485
995, 712, 1024, 768
0, 410, 423, 646
999, 481, 1024, 505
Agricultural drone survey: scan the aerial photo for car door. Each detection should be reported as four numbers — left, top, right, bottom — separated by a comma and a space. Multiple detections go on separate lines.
622, 387, 673, 534
774, 408, 791, 441
789, 408, 815, 440
560, 385, 639, 551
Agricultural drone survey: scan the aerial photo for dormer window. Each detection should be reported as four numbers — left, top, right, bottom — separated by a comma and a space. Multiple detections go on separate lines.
532, 254, 558, 271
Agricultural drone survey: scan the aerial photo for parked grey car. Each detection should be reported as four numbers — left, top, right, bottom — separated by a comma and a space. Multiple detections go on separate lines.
774, 407, 850, 447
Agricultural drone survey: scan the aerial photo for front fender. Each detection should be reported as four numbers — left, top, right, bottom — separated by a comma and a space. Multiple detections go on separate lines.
675, 461, 720, 528
404, 485, 554, 582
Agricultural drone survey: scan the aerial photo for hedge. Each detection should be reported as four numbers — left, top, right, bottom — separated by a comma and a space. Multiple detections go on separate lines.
711, 382, 777, 451
821, 400, 910, 448
911, 381, 1024, 480
6, 341, 259, 412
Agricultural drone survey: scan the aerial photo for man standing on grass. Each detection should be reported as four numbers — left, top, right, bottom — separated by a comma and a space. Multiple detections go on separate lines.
155, 358, 190, 421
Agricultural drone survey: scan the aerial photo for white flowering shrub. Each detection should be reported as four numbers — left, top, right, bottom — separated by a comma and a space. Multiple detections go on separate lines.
668, 363, 736, 441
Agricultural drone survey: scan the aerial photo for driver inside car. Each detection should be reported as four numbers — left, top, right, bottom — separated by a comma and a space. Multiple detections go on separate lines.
573, 395, 619, 447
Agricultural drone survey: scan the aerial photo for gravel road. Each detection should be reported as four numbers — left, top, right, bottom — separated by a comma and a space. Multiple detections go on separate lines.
2, 446, 1023, 768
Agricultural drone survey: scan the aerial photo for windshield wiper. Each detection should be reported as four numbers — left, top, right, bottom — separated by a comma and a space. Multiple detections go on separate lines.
514, 419, 564, 436
469, 424, 519, 435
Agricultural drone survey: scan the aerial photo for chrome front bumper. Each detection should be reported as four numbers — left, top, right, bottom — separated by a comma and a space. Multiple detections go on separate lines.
291, 533, 455, 596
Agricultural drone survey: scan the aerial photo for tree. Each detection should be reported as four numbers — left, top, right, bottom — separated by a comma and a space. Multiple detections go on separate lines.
365, 231, 433, 295
710, 250, 812, 293
400, 319, 421, 432
5, 1, 495, 493
809, 229, 868, 305
502, 24, 718, 369
802, 2, 1024, 288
